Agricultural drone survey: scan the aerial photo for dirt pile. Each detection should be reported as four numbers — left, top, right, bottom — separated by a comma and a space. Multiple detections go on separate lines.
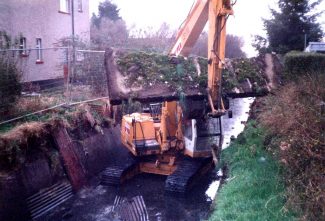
105, 49, 270, 103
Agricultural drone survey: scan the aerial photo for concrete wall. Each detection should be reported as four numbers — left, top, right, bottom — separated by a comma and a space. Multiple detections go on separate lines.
0, 0, 90, 82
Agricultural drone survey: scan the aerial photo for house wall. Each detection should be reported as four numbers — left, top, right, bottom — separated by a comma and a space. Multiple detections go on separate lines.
0, 2, 12, 33
0, 0, 90, 82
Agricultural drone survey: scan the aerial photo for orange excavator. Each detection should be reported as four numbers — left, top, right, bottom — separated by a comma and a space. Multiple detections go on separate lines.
102, 0, 234, 194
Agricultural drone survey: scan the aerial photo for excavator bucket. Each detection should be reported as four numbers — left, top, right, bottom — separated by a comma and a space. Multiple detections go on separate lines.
105, 48, 208, 106
104, 49, 269, 107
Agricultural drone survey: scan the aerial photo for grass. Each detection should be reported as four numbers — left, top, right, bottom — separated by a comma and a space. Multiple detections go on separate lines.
209, 122, 298, 221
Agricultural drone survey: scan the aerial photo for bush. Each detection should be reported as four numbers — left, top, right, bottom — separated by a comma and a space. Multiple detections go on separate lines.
0, 57, 22, 119
284, 52, 325, 79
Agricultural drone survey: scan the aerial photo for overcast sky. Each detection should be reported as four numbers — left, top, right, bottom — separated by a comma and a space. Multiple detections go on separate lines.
89, 0, 325, 56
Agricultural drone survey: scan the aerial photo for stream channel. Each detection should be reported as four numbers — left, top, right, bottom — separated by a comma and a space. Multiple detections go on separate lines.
44, 98, 255, 221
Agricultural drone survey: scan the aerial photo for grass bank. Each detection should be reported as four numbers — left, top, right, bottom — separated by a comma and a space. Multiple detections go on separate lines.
210, 121, 298, 221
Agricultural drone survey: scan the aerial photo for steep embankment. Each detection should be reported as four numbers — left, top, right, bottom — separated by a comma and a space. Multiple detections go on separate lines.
211, 52, 325, 221
0, 102, 120, 221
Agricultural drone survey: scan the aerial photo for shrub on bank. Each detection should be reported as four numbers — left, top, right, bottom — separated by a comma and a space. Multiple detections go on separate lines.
284, 52, 325, 79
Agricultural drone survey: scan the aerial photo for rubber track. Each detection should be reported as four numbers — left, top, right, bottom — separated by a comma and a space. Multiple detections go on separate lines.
165, 157, 212, 194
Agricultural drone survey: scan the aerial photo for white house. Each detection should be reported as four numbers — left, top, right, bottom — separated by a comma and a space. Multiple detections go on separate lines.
0, 0, 90, 83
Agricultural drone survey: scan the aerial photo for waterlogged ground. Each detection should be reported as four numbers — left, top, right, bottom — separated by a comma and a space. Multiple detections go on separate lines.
43, 98, 254, 221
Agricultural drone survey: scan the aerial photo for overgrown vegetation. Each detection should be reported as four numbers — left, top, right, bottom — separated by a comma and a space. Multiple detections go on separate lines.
116, 52, 208, 92
210, 122, 298, 221
223, 56, 267, 93
259, 73, 325, 220
116, 51, 268, 94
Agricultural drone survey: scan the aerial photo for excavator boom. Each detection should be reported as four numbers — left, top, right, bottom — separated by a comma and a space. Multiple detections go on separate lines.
170, 0, 233, 114
170, 0, 209, 57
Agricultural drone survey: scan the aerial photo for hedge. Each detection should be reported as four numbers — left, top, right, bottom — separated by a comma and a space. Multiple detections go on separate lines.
284, 52, 325, 79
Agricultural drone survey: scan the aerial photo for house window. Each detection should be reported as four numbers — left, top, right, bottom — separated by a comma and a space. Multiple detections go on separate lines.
19, 37, 27, 56
59, 0, 70, 13
78, 0, 83, 12
36, 38, 43, 63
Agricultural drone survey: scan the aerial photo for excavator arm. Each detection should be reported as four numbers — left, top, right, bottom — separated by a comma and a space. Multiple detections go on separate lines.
170, 0, 234, 116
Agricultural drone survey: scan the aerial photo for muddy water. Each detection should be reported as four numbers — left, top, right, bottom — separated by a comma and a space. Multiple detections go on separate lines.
43, 98, 254, 221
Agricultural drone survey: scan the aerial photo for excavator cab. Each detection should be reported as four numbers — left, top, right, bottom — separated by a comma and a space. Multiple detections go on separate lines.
121, 112, 161, 156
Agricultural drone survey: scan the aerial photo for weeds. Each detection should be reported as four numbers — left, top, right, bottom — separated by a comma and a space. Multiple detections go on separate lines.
116, 51, 268, 94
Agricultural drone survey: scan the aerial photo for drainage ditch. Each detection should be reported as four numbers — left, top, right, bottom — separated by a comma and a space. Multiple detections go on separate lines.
39, 98, 254, 221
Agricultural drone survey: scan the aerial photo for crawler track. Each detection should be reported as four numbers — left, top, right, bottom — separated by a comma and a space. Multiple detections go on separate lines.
101, 157, 139, 186
165, 157, 213, 194
101, 155, 213, 194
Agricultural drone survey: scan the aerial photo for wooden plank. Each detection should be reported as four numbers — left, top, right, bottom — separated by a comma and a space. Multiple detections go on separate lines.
52, 127, 87, 191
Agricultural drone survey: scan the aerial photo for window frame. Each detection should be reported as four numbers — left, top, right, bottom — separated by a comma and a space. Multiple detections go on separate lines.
78, 0, 83, 12
59, 0, 70, 14
36, 38, 43, 64
19, 37, 28, 56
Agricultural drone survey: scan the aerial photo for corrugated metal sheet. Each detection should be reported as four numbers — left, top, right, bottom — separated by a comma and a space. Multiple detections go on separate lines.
26, 181, 73, 220
113, 196, 149, 221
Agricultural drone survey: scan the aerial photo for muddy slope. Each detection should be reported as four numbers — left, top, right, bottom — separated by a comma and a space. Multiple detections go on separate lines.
0, 104, 119, 221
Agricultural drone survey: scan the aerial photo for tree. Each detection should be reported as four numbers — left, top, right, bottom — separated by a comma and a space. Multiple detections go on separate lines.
225, 35, 246, 58
264, 0, 323, 54
252, 35, 271, 55
127, 23, 175, 53
98, 0, 121, 21
91, 0, 121, 28
91, 1, 128, 48
192, 33, 246, 58
91, 18, 128, 48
